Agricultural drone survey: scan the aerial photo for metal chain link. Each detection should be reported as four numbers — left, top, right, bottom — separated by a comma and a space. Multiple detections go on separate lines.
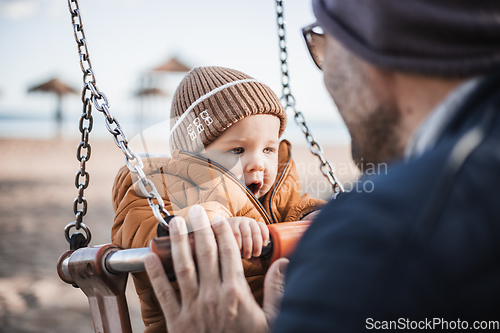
65, 0, 170, 249
275, 0, 344, 195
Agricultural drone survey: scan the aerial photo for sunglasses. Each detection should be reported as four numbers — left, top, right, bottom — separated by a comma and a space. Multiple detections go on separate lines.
302, 23, 325, 70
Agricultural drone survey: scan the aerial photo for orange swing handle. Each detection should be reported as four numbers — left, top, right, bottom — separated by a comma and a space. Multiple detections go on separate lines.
265, 220, 311, 263
149, 220, 312, 280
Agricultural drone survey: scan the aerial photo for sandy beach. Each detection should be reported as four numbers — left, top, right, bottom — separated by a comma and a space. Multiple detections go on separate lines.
0, 138, 357, 332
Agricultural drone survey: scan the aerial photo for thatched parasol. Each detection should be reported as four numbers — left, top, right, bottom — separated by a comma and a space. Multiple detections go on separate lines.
135, 87, 168, 97
28, 78, 77, 137
28, 78, 77, 96
153, 57, 191, 72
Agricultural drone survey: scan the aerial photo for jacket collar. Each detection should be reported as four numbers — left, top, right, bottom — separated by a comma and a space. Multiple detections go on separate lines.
406, 66, 500, 161
405, 77, 482, 161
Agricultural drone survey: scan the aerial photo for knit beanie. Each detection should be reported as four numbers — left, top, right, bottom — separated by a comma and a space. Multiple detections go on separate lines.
170, 66, 287, 153
313, 0, 500, 77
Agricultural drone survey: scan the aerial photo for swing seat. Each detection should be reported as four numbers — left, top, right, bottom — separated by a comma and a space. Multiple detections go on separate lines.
57, 220, 311, 333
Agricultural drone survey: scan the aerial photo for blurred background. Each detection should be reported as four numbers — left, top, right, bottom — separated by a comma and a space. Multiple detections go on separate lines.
0, 0, 357, 332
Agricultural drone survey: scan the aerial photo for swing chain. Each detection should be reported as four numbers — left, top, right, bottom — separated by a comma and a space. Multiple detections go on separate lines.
66, 0, 170, 249
275, 0, 344, 195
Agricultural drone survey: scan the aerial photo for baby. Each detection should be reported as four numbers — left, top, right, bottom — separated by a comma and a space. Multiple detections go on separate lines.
112, 66, 325, 332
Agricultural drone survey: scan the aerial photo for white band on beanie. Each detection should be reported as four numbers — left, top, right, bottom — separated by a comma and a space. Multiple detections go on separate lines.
169, 78, 259, 138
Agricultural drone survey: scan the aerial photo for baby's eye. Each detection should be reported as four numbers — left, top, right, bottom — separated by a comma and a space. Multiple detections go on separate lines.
263, 147, 276, 154
230, 147, 244, 155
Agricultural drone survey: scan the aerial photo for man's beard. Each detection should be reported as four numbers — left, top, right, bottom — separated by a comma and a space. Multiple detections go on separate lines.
349, 103, 403, 170
324, 46, 405, 171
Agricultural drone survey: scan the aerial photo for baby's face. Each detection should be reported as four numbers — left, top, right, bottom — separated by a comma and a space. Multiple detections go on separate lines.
204, 114, 280, 198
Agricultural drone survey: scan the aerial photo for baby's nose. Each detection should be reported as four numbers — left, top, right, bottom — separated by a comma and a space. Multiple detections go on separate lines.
246, 157, 265, 172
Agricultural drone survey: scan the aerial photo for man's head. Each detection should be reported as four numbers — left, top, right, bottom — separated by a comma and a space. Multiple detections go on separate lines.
310, 0, 500, 167
169, 66, 286, 197
322, 35, 403, 167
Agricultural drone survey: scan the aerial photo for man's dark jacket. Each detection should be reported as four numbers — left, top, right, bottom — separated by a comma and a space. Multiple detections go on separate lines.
275, 69, 500, 332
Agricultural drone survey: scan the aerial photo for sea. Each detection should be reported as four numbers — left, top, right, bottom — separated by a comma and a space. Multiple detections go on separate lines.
0, 113, 351, 148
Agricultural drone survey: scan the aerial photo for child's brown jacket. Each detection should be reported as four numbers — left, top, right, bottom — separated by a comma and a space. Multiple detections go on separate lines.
111, 140, 326, 332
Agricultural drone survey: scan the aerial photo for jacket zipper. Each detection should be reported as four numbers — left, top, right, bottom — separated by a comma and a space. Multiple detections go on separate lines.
267, 141, 293, 224
178, 151, 273, 224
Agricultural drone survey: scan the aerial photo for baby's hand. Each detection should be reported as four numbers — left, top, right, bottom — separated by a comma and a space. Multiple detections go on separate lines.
226, 217, 270, 263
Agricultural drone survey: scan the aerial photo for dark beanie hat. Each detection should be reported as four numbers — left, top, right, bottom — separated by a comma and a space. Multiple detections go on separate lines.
170, 66, 286, 153
313, 0, 500, 76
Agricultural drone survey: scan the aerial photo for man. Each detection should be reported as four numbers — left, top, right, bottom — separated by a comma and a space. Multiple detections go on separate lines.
145, 0, 500, 331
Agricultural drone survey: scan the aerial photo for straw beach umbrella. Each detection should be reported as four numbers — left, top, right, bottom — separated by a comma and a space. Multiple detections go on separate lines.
28, 78, 77, 137
135, 87, 167, 97
153, 57, 191, 73
134, 57, 191, 133
142, 56, 191, 94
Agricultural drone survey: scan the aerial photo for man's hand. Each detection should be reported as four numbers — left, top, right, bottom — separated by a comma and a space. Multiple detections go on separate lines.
145, 205, 288, 333
226, 217, 270, 265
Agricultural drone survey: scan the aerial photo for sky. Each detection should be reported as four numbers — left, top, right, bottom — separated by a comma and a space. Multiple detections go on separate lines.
0, 0, 348, 143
